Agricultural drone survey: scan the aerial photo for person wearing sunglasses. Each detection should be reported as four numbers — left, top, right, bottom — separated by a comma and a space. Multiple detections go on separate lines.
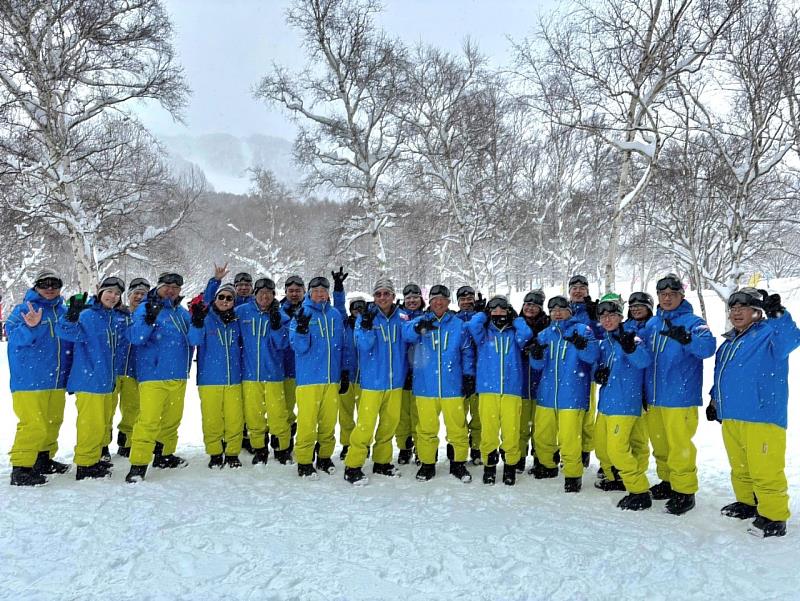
235, 276, 294, 465
639, 273, 715, 515
528, 295, 599, 493
402, 284, 475, 483
7, 269, 73, 486
125, 272, 192, 483
280, 274, 307, 449
112, 277, 151, 458
202, 262, 255, 308
57, 277, 128, 480
343, 278, 410, 485
289, 275, 348, 479
591, 293, 653, 510
709, 288, 800, 538
517, 290, 550, 475
455, 285, 485, 466
338, 295, 366, 461
395, 283, 426, 465
188, 283, 246, 469
466, 295, 533, 486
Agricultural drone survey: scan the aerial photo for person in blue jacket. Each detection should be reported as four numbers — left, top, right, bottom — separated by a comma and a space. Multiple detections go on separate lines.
528, 295, 599, 493
202, 262, 254, 308
57, 277, 128, 480
396, 283, 425, 464
403, 284, 475, 483
124, 272, 193, 483
640, 273, 716, 515
624, 292, 654, 333
467, 296, 532, 486
236, 277, 293, 465
289, 276, 348, 479
7, 268, 73, 486
338, 295, 364, 460
591, 293, 652, 510
454, 285, 484, 465
280, 274, 306, 448
517, 290, 549, 474
343, 278, 408, 485
708, 287, 800, 538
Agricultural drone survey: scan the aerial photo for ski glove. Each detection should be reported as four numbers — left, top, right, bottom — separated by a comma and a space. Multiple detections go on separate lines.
294, 308, 312, 334
331, 266, 348, 292
403, 369, 413, 391
414, 317, 438, 335
523, 337, 545, 360
761, 291, 784, 319
565, 331, 588, 350
144, 297, 162, 325
269, 300, 283, 330
660, 319, 691, 345
346, 314, 357, 330
705, 400, 721, 423
473, 293, 486, 313
616, 330, 637, 354
339, 370, 350, 394
462, 374, 476, 398
584, 296, 598, 321
188, 295, 208, 328
593, 365, 610, 386
65, 293, 89, 322
360, 308, 376, 330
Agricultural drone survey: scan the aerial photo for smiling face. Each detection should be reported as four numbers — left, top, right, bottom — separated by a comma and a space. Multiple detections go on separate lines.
129, 289, 147, 310
214, 292, 235, 312
569, 284, 588, 303
99, 289, 121, 309
235, 281, 253, 298
630, 305, 650, 321
373, 288, 395, 313
285, 283, 305, 304
550, 307, 571, 322
430, 297, 449, 317
403, 295, 422, 311
522, 303, 541, 319
657, 289, 682, 312
35, 280, 62, 301
158, 283, 181, 301
729, 304, 760, 332
310, 287, 329, 304
599, 312, 622, 332
457, 295, 475, 312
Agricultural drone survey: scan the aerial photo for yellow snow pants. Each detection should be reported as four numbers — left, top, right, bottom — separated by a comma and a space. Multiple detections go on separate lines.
242, 380, 290, 451
479, 393, 522, 465
295, 383, 339, 464
582, 383, 597, 453
464, 393, 481, 449
535, 407, 585, 478
74, 392, 112, 466
416, 396, 469, 464
594, 412, 650, 493
338, 382, 361, 446
395, 388, 419, 450
130, 380, 187, 466
645, 406, 698, 494
199, 384, 244, 456
345, 388, 402, 468
112, 375, 140, 443
10, 389, 66, 467
519, 398, 537, 457
283, 378, 297, 427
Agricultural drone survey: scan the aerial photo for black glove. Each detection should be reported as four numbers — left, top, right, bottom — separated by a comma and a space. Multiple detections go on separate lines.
473, 293, 486, 313
403, 369, 413, 391
295, 308, 311, 334
584, 296, 598, 321
565, 331, 588, 350
189, 297, 208, 328
414, 317, 438, 335
462, 374, 476, 397
360, 308, 376, 330
523, 337, 545, 360
346, 314, 357, 329
144, 296, 162, 325
594, 365, 610, 386
339, 370, 350, 394
269, 301, 283, 330
616, 330, 637, 354
760, 291, 784, 319
65, 293, 88, 322
332, 266, 348, 292
705, 401, 721, 423
660, 318, 691, 345
283, 302, 296, 318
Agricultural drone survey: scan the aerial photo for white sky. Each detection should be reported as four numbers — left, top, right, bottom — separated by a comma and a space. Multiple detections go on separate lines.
137, 0, 556, 140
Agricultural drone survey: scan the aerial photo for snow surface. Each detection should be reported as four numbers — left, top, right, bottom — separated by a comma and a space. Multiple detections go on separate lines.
3, 284, 800, 601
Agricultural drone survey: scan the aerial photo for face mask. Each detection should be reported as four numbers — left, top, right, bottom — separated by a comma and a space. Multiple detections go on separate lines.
491, 314, 511, 329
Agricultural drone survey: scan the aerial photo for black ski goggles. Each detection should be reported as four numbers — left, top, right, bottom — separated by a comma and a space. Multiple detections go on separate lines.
285, 275, 304, 289
597, 301, 622, 317
158, 273, 184, 286
656, 275, 682, 292
234, 272, 253, 284
429, 284, 451, 299
128, 277, 151, 291
350, 300, 367, 313
628, 292, 652, 307
403, 284, 422, 297
568, 275, 589, 287
486, 297, 510, 311
456, 285, 475, 299
523, 291, 545, 306
254, 277, 276, 292
727, 291, 762, 309
99, 277, 125, 293
308, 276, 330, 290
35, 277, 63, 290
547, 296, 570, 310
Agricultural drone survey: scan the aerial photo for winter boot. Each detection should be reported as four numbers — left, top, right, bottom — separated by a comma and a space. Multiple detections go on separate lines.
252, 447, 269, 465
208, 454, 224, 469
397, 449, 412, 465
153, 441, 164, 459
125, 465, 147, 483
749, 514, 787, 538
483, 465, 497, 485
373, 463, 400, 477
344, 466, 368, 485
532, 462, 559, 479
581, 451, 590, 468
449, 461, 472, 483
297, 463, 319, 480
721, 501, 757, 520
153, 453, 187, 469
101, 446, 112, 462
316, 457, 336, 475
514, 456, 526, 474
665, 492, 695, 515
528, 454, 542, 475
274, 449, 294, 465
34, 451, 70, 475
503, 463, 516, 486
597, 467, 605, 480
270, 434, 280, 450
564, 477, 582, 493
415, 463, 436, 482
10, 466, 47, 487
117, 445, 131, 458
618, 492, 652, 511
116, 431, 128, 455
595, 467, 624, 491
313, 441, 321, 460
225, 455, 242, 469
469, 448, 483, 466
553, 450, 561, 465
76, 462, 111, 481
241, 426, 253, 455
650, 480, 672, 500
339, 445, 349, 460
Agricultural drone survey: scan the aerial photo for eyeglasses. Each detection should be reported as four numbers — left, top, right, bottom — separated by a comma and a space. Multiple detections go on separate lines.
234, 272, 253, 284
628, 292, 652, 307
308, 276, 330, 290
403, 284, 421, 296
374, 290, 393, 298
254, 278, 275, 291
523, 291, 545, 305
216, 295, 234, 302
456, 286, 475, 299
158, 273, 184, 286
656, 275, 682, 292
429, 284, 451, 299
285, 275, 304, 288
568, 275, 588, 287
547, 296, 569, 310
128, 277, 151, 290
727, 291, 761, 309
597, 301, 621, 317
35, 277, 63, 290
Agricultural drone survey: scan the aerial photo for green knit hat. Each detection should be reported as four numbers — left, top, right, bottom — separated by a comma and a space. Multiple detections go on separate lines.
597, 293, 624, 316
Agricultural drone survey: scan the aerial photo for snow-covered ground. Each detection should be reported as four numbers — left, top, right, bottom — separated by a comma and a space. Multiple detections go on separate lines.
3, 283, 800, 601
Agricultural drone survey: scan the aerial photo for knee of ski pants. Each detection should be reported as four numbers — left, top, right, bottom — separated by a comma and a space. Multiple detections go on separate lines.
11, 389, 61, 467
75, 392, 110, 466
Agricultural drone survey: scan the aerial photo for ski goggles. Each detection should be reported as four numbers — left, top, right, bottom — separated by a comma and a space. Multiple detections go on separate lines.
157, 272, 184, 286
727, 291, 762, 309
597, 301, 623, 316
128, 277, 151, 291
547, 296, 570, 310
234, 272, 253, 284
254, 277, 276, 292
456, 285, 475, 299
429, 284, 451, 300
656, 275, 683, 292
99, 276, 126, 293
285, 275, 305, 289
486, 296, 510, 311
568, 275, 589, 288
308, 276, 330, 290
350, 299, 367, 313
35, 277, 63, 290
628, 291, 653, 308
403, 283, 422, 297
523, 290, 545, 306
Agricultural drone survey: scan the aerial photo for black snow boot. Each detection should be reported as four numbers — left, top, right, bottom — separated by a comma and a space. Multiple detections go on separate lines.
449, 461, 472, 483
532, 462, 559, 479
125, 465, 147, 483
117, 445, 131, 458
564, 477, 582, 493
483, 465, 496, 485
650, 480, 672, 500
581, 451, 590, 468
208, 454, 224, 469
76, 462, 111, 481
749, 514, 787, 538
297, 463, 318, 479
241, 426, 253, 455
339, 445, 349, 460
274, 449, 294, 465
415, 463, 436, 481
502, 464, 516, 486
553, 450, 561, 465
721, 501, 757, 520
270, 434, 280, 450
10, 466, 47, 486
116, 431, 128, 455
514, 456, 526, 474
397, 449, 412, 465
252, 447, 269, 465
373, 463, 400, 477
618, 492, 652, 511
153, 453, 187, 469
597, 467, 606, 480
101, 446, 112, 462
225, 455, 242, 469
595, 467, 624, 491
34, 451, 70, 475
344, 466, 368, 485
316, 457, 336, 475
665, 492, 695, 515
528, 454, 542, 475
469, 448, 483, 466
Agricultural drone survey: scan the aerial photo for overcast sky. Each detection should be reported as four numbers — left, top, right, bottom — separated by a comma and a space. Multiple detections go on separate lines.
137, 0, 555, 141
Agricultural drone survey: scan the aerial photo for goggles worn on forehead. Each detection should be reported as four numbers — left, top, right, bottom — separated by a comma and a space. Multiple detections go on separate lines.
350, 300, 367, 313
403, 283, 422, 297
456, 286, 475, 299
285, 275, 304, 288
308, 276, 330, 290
234, 272, 253, 284
568, 275, 588, 287
158, 273, 184, 286
100, 276, 125, 292
656, 276, 682, 292
548, 296, 570, 310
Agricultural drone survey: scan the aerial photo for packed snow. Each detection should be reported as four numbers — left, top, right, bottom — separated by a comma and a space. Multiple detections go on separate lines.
2, 284, 800, 601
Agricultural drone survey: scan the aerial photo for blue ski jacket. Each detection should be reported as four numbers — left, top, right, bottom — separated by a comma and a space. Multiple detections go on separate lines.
467, 313, 532, 397
289, 295, 346, 386
236, 302, 289, 383
188, 308, 243, 386
354, 306, 409, 391
129, 292, 193, 382
596, 329, 651, 416
203, 278, 253, 307
115, 308, 137, 379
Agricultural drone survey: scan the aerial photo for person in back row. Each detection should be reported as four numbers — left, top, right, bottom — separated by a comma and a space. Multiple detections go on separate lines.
396, 283, 425, 464
454, 285, 484, 465
281, 274, 306, 448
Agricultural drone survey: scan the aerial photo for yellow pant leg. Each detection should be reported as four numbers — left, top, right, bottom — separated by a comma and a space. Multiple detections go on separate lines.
283, 378, 297, 426
519, 399, 534, 458
442, 396, 469, 462
661, 406, 699, 494
723, 420, 754, 505
130, 381, 168, 466
117, 376, 140, 439
157, 380, 187, 456
199, 385, 226, 455
317, 383, 339, 459
593, 412, 613, 479
606, 415, 650, 493
372, 388, 402, 465
74, 392, 109, 466
294, 384, 321, 464
499, 394, 522, 465
645, 406, 670, 483
465, 393, 481, 449
44, 388, 66, 457
415, 396, 442, 465
396, 388, 415, 449
534, 407, 558, 469
242, 381, 268, 450
558, 409, 585, 478
346, 388, 382, 468
10, 390, 53, 467
478, 393, 501, 465
632, 414, 650, 474
582, 383, 597, 453
222, 385, 244, 455
338, 383, 358, 446
264, 381, 291, 451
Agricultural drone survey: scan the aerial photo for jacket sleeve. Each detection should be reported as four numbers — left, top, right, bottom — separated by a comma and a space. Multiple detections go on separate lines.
686, 317, 716, 359
577, 325, 600, 364
6, 304, 49, 348
402, 317, 422, 344
333, 289, 347, 318
289, 318, 311, 355
626, 339, 652, 369
203, 278, 221, 305
56, 315, 86, 343
269, 319, 290, 351
513, 317, 533, 349
129, 303, 156, 346
460, 323, 476, 377
354, 315, 377, 352
188, 323, 206, 347
466, 312, 488, 344
766, 311, 800, 359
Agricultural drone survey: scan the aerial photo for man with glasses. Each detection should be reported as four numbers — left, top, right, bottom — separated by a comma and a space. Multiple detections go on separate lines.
396, 283, 426, 464
641, 273, 715, 514
7, 269, 73, 486
403, 284, 475, 483
125, 272, 192, 483
455, 285, 484, 466
709, 288, 800, 537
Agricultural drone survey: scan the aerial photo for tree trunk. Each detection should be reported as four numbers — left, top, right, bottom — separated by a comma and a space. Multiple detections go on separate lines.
68, 229, 98, 291
604, 151, 633, 293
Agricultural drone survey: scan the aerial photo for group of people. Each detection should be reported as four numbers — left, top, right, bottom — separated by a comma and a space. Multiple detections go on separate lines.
5, 266, 799, 538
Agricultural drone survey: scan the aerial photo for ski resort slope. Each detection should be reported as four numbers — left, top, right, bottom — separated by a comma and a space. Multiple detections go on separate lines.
2, 284, 800, 601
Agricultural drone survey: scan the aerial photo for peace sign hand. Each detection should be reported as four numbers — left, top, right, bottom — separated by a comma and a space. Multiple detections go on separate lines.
22, 302, 43, 327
